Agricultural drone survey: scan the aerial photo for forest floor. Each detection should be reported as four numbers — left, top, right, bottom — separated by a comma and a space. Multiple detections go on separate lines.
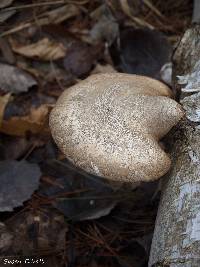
0, 1, 192, 266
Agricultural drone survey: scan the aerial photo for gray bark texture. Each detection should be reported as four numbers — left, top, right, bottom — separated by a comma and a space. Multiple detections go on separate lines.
149, 25, 200, 267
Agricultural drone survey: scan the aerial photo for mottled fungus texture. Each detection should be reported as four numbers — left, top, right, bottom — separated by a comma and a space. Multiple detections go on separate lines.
49, 73, 184, 182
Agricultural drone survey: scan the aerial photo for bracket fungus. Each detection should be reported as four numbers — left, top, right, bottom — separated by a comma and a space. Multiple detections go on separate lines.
49, 73, 184, 183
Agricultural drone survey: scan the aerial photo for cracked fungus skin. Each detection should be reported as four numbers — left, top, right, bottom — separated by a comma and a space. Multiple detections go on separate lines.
50, 73, 184, 182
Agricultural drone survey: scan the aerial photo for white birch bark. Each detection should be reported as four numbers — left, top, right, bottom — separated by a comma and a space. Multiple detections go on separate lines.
149, 25, 200, 267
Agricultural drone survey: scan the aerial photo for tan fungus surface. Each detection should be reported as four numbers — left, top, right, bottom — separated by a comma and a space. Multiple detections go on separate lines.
50, 73, 184, 182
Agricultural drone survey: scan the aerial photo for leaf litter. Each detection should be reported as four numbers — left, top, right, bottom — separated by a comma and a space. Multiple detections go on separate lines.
0, 160, 41, 211
10, 37, 67, 61
0, 63, 37, 94
0, 0, 192, 266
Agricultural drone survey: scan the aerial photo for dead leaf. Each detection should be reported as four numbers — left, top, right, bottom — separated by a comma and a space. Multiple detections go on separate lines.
0, 93, 11, 127
119, 0, 153, 28
0, 63, 37, 94
89, 4, 119, 45
120, 0, 133, 17
1, 4, 80, 38
143, 0, 165, 19
11, 38, 67, 61
0, 10, 16, 23
0, 105, 51, 136
0, 0, 14, 8
1, 136, 31, 160
40, 160, 117, 221
63, 42, 102, 77
0, 37, 15, 64
110, 28, 171, 79
193, 0, 200, 23
160, 62, 172, 86
0, 0, 15, 23
44, 4, 80, 24
0, 160, 41, 211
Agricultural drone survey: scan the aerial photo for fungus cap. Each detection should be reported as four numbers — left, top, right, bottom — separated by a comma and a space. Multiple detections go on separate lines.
49, 73, 184, 183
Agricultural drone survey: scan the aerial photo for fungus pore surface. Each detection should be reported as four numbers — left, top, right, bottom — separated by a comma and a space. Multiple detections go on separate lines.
49, 73, 184, 183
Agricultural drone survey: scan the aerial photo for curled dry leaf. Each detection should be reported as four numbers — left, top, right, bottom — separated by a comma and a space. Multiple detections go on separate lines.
0, 0, 14, 8
0, 93, 11, 127
119, 0, 153, 28
0, 10, 16, 23
0, 63, 37, 94
43, 4, 80, 25
0, 104, 51, 137
89, 4, 119, 45
0, 37, 15, 64
0, 0, 15, 23
160, 62, 172, 86
11, 38, 67, 61
0, 4, 80, 38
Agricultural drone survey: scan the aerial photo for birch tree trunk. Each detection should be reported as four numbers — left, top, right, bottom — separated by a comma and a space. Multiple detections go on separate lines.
149, 25, 200, 267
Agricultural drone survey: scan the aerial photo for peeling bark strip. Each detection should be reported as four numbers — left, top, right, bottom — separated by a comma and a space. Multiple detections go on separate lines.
149, 25, 200, 267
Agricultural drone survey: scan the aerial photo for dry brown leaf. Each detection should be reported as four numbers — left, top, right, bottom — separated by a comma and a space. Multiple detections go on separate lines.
0, 104, 52, 136
0, 9, 16, 23
0, 37, 15, 64
0, 93, 11, 127
0, 63, 37, 94
119, 0, 153, 28
1, 4, 80, 38
11, 38, 66, 61
120, 0, 132, 17
0, 0, 14, 8
143, 0, 165, 19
